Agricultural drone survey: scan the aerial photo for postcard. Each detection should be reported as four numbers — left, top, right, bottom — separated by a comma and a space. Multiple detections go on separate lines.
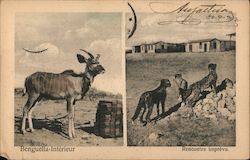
0, 0, 249, 159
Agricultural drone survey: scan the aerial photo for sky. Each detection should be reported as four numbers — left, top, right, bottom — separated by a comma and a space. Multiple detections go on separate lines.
15, 12, 122, 94
15, 12, 236, 93
126, 13, 236, 47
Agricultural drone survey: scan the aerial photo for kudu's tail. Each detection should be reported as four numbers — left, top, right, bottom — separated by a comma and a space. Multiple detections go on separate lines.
22, 87, 26, 96
22, 79, 27, 96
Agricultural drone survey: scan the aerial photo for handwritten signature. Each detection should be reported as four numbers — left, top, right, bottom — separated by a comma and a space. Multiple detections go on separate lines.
149, 2, 237, 25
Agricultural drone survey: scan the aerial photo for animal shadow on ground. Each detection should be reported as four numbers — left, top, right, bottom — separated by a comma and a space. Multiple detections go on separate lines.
78, 122, 96, 136
199, 91, 210, 100
80, 126, 94, 134
197, 79, 228, 101
147, 89, 218, 126
146, 102, 182, 125
15, 116, 69, 138
196, 80, 228, 102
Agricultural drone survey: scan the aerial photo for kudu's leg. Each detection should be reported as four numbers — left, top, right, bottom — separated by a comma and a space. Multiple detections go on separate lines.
27, 105, 36, 132
67, 98, 75, 139
21, 106, 29, 134
21, 95, 39, 134
71, 102, 76, 138
27, 96, 41, 132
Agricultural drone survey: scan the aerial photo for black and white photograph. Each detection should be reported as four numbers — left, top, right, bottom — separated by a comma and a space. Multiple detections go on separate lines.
0, 0, 249, 159
126, 7, 237, 146
14, 12, 123, 146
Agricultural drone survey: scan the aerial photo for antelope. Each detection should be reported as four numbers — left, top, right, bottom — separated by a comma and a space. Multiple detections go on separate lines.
21, 50, 105, 139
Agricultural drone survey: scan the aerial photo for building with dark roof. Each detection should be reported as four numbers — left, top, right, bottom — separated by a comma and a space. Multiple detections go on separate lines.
185, 38, 235, 52
130, 38, 235, 54
131, 41, 185, 54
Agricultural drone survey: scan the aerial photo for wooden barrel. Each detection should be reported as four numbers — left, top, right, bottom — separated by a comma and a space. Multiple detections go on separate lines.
94, 100, 123, 138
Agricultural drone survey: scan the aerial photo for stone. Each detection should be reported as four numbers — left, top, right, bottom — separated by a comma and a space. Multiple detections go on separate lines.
218, 108, 231, 118
206, 114, 217, 121
213, 96, 220, 103
194, 108, 203, 117
217, 92, 222, 97
194, 104, 203, 117
206, 92, 215, 99
218, 90, 226, 99
195, 104, 202, 111
202, 98, 209, 104
177, 96, 182, 102
178, 107, 193, 118
202, 104, 210, 111
228, 113, 236, 121
210, 100, 217, 107
208, 105, 217, 114
203, 98, 214, 105
170, 112, 177, 117
217, 99, 226, 109
148, 133, 158, 142
181, 102, 186, 107
225, 97, 234, 105
225, 87, 236, 97
227, 104, 236, 113
163, 82, 236, 123
233, 96, 236, 102
81, 137, 89, 140
170, 114, 178, 121
195, 100, 202, 106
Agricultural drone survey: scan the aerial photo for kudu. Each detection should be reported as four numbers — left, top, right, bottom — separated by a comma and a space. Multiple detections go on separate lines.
21, 50, 105, 139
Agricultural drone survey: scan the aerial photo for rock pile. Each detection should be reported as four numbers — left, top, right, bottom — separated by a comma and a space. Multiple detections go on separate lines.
169, 82, 236, 121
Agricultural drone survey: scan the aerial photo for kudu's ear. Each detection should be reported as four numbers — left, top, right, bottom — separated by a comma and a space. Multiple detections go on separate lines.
160, 79, 166, 85
96, 54, 100, 61
77, 54, 86, 63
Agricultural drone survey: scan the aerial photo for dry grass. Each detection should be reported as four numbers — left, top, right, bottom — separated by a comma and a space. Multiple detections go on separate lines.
14, 89, 123, 146
126, 51, 236, 146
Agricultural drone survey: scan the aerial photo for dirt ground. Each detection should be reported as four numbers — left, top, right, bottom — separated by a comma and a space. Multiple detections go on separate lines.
126, 51, 236, 146
14, 91, 123, 146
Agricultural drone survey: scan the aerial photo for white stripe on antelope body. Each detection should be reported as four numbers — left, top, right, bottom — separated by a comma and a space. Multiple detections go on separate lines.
21, 50, 105, 139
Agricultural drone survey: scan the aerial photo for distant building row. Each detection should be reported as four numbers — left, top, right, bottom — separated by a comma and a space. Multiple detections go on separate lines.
126, 38, 236, 54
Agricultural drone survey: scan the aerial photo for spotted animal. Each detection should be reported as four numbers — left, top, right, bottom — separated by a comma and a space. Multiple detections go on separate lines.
131, 79, 171, 124
183, 63, 218, 108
